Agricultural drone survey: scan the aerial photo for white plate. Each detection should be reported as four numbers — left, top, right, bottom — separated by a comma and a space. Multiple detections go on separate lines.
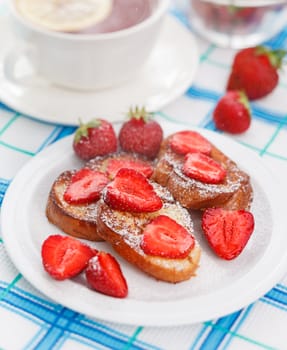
1, 119, 287, 327
0, 15, 198, 125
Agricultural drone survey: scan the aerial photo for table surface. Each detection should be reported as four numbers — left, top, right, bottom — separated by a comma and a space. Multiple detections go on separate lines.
1, 1, 287, 350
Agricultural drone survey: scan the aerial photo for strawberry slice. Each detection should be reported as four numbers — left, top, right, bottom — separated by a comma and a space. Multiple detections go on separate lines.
183, 152, 226, 184
170, 130, 212, 155
41, 234, 96, 280
106, 158, 153, 179
104, 168, 162, 213
85, 251, 128, 298
202, 208, 255, 260
140, 215, 195, 259
64, 168, 109, 204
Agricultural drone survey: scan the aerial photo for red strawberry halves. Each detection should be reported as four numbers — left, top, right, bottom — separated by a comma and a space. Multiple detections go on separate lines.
227, 46, 286, 100
104, 168, 162, 213
169, 130, 212, 155
183, 152, 226, 184
85, 251, 128, 298
213, 90, 251, 134
202, 208, 255, 260
119, 106, 163, 159
41, 234, 96, 280
106, 158, 153, 179
64, 168, 109, 204
141, 215, 195, 259
73, 119, 117, 160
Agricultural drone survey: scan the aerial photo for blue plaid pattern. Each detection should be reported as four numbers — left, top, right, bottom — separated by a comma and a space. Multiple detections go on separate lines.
1, 1, 287, 349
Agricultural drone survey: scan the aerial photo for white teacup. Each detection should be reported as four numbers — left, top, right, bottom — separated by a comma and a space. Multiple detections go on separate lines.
4, 0, 169, 91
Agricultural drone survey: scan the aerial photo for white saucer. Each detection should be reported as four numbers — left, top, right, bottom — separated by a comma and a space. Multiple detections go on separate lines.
0, 15, 199, 125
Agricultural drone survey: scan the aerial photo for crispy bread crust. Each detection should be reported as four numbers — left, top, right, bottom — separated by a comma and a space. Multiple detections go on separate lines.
96, 182, 201, 283
46, 170, 102, 241
152, 135, 253, 210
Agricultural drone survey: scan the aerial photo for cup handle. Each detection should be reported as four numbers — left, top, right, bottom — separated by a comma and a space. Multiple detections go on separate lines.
3, 44, 39, 84
3, 45, 50, 89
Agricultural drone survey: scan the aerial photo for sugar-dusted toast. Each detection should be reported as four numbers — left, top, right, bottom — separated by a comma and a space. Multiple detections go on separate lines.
96, 168, 201, 283
46, 170, 103, 241
46, 152, 155, 241
86, 150, 155, 178
152, 131, 253, 211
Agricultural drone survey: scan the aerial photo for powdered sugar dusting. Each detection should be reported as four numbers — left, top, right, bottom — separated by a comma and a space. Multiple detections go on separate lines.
165, 150, 242, 195
99, 179, 196, 256
152, 181, 175, 203
55, 172, 99, 222
88, 255, 101, 272
153, 135, 253, 210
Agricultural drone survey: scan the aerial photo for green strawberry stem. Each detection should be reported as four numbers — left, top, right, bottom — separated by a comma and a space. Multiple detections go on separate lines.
238, 90, 250, 113
74, 118, 101, 143
256, 46, 287, 69
127, 106, 154, 122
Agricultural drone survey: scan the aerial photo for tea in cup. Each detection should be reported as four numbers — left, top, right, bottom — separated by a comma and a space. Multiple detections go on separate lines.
4, 0, 169, 90
15, 0, 155, 34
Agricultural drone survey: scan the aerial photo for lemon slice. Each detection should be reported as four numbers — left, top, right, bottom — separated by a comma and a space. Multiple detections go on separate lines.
15, 0, 113, 32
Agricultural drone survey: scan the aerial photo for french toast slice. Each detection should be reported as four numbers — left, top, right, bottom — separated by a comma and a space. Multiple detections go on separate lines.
46, 152, 155, 241
86, 151, 154, 178
46, 170, 103, 241
96, 179, 201, 284
152, 132, 253, 210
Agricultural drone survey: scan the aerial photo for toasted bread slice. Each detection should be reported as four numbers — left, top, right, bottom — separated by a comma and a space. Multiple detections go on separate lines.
96, 181, 201, 283
46, 170, 102, 241
152, 134, 253, 210
86, 151, 154, 178
46, 152, 155, 241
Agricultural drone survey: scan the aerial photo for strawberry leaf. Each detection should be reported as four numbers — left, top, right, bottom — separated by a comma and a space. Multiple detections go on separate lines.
238, 90, 251, 113
127, 106, 154, 122
256, 46, 287, 69
74, 119, 102, 143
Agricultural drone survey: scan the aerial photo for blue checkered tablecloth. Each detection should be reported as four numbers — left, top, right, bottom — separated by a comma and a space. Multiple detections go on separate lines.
1, 1, 287, 349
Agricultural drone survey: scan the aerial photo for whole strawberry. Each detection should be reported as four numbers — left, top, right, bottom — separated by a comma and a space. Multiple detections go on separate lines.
73, 119, 117, 160
227, 46, 286, 100
213, 90, 251, 134
119, 107, 163, 159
